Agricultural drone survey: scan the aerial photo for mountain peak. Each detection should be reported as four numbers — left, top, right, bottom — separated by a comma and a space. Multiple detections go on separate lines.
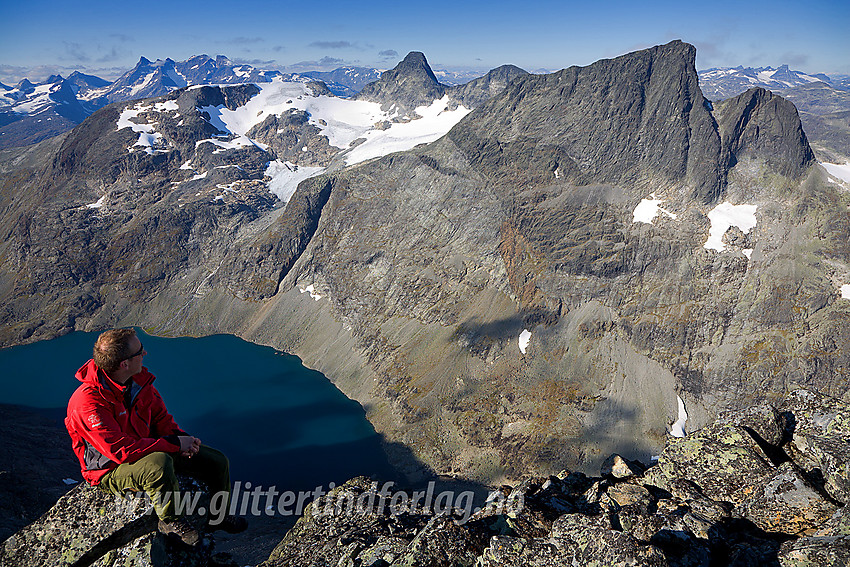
138, 56, 151, 66
15, 79, 35, 92
354, 51, 444, 112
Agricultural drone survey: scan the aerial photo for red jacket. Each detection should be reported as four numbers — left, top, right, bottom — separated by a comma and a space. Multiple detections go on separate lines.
65, 359, 185, 485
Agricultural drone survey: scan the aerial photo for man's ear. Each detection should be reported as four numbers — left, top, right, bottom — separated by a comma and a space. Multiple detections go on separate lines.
119, 359, 129, 370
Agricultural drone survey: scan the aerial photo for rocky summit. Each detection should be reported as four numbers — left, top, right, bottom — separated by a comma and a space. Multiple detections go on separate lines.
0, 40, 848, 491
3, 388, 847, 566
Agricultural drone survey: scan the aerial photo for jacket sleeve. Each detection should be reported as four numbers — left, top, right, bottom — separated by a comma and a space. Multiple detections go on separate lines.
68, 395, 181, 465
148, 386, 189, 438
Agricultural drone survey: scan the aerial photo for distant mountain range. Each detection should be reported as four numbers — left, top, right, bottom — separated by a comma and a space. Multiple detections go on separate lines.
3, 55, 849, 153
0, 55, 374, 149
698, 64, 837, 100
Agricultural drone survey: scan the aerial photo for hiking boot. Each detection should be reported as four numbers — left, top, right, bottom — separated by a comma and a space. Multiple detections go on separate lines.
158, 518, 201, 545
209, 514, 248, 534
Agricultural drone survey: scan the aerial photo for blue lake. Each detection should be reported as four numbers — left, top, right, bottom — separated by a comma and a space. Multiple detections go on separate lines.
0, 329, 399, 491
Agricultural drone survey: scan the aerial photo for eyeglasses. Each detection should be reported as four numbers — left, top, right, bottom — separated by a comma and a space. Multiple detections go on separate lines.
124, 342, 144, 361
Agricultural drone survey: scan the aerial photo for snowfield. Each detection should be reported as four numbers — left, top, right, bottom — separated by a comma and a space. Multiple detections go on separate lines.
822, 162, 850, 185
704, 202, 758, 253
632, 194, 677, 224
114, 77, 471, 203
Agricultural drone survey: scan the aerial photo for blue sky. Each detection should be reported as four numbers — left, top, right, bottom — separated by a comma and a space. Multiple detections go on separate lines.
1, 0, 848, 84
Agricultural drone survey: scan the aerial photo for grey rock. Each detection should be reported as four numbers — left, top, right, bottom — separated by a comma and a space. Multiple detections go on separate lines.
781, 389, 850, 504
602, 453, 645, 479
0, 483, 214, 567
448, 40, 724, 202
477, 528, 669, 567
355, 52, 446, 114
725, 403, 786, 447
447, 65, 528, 109
607, 483, 653, 513
737, 461, 838, 535
714, 87, 816, 179
777, 535, 850, 567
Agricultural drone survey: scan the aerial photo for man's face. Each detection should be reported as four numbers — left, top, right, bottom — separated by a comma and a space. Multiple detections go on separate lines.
124, 336, 147, 376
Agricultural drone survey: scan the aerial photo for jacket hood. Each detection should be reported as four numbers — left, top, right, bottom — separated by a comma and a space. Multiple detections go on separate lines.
75, 359, 155, 401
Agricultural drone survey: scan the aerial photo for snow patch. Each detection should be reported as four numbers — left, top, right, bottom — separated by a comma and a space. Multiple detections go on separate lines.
116, 103, 169, 155
518, 329, 532, 354
822, 162, 850, 185
86, 195, 106, 209
265, 160, 324, 202
129, 71, 156, 97
633, 194, 677, 224
841, 284, 850, 300
299, 284, 322, 300
154, 100, 179, 112
192, 171, 207, 180
188, 79, 468, 169
670, 395, 688, 438
704, 202, 757, 252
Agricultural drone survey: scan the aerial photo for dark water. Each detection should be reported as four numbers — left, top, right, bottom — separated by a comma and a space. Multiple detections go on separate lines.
0, 329, 399, 491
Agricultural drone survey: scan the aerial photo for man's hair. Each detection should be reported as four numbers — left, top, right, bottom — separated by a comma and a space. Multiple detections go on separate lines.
93, 328, 137, 373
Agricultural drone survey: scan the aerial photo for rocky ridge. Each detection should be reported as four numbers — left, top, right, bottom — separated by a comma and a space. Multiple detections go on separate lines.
0, 41, 848, 488
2, 388, 847, 566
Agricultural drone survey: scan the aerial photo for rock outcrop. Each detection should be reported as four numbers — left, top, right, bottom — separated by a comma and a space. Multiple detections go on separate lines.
0, 480, 233, 567
258, 387, 848, 566
2, 386, 847, 566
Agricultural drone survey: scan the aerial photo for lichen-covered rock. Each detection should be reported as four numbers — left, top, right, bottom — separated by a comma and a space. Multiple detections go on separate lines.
261, 477, 490, 567
814, 506, 850, 537
391, 514, 490, 567
777, 535, 850, 567
607, 482, 653, 512
738, 461, 838, 535
477, 526, 669, 567
0, 482, 216, 567
642, 420, 775, 504
781, 389, 850, 504
726, 403, 786, 447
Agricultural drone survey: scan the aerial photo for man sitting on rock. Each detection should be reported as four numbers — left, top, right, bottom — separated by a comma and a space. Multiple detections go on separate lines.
65, 328, 248, 545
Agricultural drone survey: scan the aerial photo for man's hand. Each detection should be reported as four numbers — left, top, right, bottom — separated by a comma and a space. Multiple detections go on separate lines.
178, 435, 202, 457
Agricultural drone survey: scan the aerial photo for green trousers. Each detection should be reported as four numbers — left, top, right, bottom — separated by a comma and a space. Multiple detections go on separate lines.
98, 446, 230, 522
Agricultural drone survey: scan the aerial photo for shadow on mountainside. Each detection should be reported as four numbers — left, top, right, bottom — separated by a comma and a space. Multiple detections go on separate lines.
0, 404, 79, 541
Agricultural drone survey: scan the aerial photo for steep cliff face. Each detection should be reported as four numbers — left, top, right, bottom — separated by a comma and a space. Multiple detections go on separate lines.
449, 41, 724, 203
0, 42, 846, 486
716, 87, 816, 177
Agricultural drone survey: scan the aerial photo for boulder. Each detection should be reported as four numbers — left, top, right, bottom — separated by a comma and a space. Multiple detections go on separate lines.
477, 527, 669, 567
737, 461, 838, 535
602, 454, 645, 479
777, 535, 850, 567
0, 482, 218, 567
781, 389, 850, 504
642, 419, 776, 504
